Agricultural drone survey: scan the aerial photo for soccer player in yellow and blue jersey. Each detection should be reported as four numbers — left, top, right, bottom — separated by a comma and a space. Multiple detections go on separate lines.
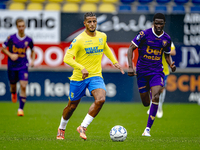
157, 42, 176, 118
56, 12, 124, 140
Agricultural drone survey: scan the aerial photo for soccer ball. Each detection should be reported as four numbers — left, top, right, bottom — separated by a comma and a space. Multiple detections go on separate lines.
110, 125, 127, 142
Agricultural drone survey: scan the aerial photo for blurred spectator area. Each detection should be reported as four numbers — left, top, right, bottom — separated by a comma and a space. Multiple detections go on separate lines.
0, 0, 199, 13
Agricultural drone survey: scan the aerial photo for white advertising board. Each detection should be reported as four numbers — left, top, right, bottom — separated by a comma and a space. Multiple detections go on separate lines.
0, 10, 60, 44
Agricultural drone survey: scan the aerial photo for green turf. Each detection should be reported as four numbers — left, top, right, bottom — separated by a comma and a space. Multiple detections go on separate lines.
0, 102, 200, 150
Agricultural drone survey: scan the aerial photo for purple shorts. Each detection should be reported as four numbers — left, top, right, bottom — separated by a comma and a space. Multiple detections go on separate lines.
137, 74, 164, 93
8, 68, 28, 84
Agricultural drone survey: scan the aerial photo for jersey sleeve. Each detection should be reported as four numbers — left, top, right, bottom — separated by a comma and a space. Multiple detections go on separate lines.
2, 36, 11, 48
65, 39, 79, 56
29, 39, 34, 51
132, 30, 146, 47
163, 38, 171, 54
63, 38, 85, 70
171, 42, 175, 51
103, 43, 118, 64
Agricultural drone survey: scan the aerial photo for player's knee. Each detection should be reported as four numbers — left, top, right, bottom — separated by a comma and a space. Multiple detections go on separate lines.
141, 98, 150, 107
95, 98, 105, 105
154, 94, 159, 102
20, 84, 27, 91
142, 101, 150, 107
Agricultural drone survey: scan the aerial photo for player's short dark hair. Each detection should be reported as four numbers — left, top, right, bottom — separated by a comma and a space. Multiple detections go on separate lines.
84, 12, 96, 21
153, 13, 166, 22
16, 18, 25, 26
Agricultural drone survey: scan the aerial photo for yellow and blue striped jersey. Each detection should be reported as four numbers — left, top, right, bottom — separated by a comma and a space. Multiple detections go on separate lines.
63, 30, 118, 81
162, 42, 175, 75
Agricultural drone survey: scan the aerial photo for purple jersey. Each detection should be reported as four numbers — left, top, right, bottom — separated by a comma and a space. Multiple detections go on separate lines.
3, 33, 34, 71
132, 28, 171, 77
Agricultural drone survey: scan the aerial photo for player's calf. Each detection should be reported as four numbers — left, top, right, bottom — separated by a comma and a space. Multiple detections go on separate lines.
11, 93, 17, 103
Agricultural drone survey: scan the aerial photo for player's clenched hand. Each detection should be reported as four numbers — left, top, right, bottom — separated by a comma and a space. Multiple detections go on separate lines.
128, 68, 137, 76
113, 63, 125, 74
10, 54, 18, 61
81, 68, 89, 79
170, 62, 176, 72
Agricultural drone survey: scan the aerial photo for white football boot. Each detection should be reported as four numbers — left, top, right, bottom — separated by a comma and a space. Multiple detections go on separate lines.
142, 127, 151, 137
156, 109, 163, 118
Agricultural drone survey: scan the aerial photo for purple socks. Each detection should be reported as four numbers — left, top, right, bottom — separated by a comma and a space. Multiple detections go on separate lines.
19, 96, 26, 110
147, 102, 158, 128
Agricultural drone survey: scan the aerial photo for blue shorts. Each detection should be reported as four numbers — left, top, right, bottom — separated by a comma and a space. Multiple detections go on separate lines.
8, 68, 28, 84
69, 76, 106, 101
163, 75, 168, 87
137, 74, 164, 93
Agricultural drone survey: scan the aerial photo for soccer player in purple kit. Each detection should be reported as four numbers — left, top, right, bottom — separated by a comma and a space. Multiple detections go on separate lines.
127, 13, 176, 136
1, 18, 35, 116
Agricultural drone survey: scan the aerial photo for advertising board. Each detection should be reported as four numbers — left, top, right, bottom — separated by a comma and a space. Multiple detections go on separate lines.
0, 11, 60, 44
0, 70, 135, 102
0, 42, 138, 69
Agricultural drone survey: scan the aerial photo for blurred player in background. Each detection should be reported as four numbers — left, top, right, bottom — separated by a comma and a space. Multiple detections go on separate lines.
147, 42, 176, 118
127, 13, 176, 136
56, 12, 124, 140
1, 18, 35, 116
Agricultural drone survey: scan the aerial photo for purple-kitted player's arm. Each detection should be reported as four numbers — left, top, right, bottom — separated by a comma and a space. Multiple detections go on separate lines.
1, 47, 18, 61
127, 43, 137, 77
1, 36, 18, 61
165, 53, 176, 72
29, 39, 35, 67
164, 41, 176, 72
127, 31, 145, 77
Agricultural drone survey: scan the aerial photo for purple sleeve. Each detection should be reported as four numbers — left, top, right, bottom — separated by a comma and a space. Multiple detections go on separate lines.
132, 30, 146, 47
3, 36, 11, 48
29, 39, 34, 51
164, 39, 171, 54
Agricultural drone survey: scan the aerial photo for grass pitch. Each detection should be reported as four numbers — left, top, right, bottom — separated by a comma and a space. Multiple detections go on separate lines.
0, 102, 200, 150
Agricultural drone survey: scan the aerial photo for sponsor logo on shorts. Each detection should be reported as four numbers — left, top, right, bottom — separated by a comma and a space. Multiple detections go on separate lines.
24, 73, 28, 79
71, 92, 74, 98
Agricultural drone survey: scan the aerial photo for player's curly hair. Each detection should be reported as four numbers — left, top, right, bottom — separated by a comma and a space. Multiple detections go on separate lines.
84, 12, 96, 21
153, 13, 166, 22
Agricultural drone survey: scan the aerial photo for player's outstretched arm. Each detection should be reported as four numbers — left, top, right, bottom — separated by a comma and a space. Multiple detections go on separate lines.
113, 63, 124, 74
165, 53, 176, 72
103, 43, 124, 74
30, 50, 35, 67
170, 62, 176, 72
127, 43, 137, 76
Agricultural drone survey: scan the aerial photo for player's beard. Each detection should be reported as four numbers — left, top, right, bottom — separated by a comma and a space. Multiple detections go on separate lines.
154, 27, 163, 36
89, 28, 96, 32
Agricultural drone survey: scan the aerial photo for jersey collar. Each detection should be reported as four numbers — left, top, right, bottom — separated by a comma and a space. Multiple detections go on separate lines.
16, 33, 27, 41
152, 27, 164, 38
